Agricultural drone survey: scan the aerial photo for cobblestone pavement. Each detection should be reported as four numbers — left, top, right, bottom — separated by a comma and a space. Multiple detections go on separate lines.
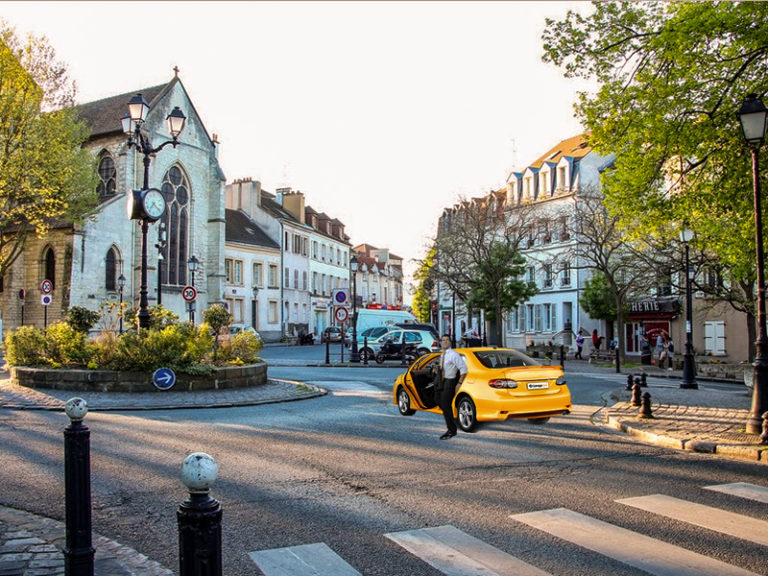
1, 361, 766, 575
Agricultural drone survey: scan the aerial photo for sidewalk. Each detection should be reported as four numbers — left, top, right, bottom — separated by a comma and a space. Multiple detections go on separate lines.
0, 362, 766, 575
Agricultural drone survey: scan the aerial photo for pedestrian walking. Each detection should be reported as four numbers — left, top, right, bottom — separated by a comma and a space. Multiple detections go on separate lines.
592, 329, 600, 351
437, 334, 467, 440
665, 338, 675, 369
575, 331, 584, 359
655, 335, 665, 365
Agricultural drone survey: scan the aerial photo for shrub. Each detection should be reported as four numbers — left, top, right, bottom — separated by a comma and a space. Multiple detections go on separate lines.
123, 304, 180, 331
45, 322, 93, 366
3, 326, 47, 366
66, 306, 100, 334
104, 324, 214, 373
218, 330, 263, 364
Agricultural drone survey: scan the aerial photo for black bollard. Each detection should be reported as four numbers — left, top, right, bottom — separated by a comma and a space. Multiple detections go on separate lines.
640, 392, 654, 418
325, 338, 330, 365
63, 398, 94, 576
615, 347, 621, 374
760, 411, 768, 445
632, 383, 642, 407
340, 337, 344, 363
626, 374, 634, 391
363, 337, 369, 366
178, 453, 222, 576
641, 372, 648, 387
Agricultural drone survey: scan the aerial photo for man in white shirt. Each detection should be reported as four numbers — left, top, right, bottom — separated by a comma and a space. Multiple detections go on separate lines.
438, 334, 467, 439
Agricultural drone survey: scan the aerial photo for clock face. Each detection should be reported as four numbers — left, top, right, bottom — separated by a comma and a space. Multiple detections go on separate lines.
142, 189, 166, 220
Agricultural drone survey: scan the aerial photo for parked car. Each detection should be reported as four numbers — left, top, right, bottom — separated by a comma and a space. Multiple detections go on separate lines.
359, 328, 440, 362
393, 347, 571, 432
395, 322, 439, 340
228, 324, 263, 344
321, 326, 343, 343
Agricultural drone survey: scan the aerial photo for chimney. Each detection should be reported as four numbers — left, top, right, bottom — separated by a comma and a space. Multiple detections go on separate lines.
275, 187, 291, 206
281, 190, 306, 224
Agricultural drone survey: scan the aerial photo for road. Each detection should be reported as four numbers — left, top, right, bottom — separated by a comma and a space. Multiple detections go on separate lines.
0, 346, 765, 575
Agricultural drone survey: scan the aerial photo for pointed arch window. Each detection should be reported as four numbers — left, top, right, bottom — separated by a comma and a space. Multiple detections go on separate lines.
105, 246, 119, 291
97, 151, 117, 197
159, 165, 189, 286
43, 246, 56, 288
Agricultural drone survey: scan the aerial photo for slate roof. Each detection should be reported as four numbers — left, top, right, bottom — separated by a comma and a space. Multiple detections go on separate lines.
225, 209, 280, 249
75, 83, 169, 139
528, 133, 591, 168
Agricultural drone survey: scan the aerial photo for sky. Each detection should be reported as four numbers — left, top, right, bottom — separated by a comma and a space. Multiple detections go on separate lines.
2, 1, 594, 298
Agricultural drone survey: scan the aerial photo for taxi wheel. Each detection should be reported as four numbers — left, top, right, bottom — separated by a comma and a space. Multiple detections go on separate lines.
397, 387, 416, 416
528, 417, 550, 425
456, 396, 477, 432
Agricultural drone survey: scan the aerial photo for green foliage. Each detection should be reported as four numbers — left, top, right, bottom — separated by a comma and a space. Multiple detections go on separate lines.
123, 304, 180, 330
0, 22, 98, 280
412, 247, 436, 323
465, 242, 537, 323
203, 304, 233, 334
217, 331, 263, 365
105, 324, 214, 372
579, 272, 616, 322
2, 326, 46, 365
3, 323, 92, 367
542, 1, 768, 315
66, 306, 100, 333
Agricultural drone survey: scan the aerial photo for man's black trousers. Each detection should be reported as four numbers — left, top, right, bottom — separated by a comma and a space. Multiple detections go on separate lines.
439, 376, 459, 434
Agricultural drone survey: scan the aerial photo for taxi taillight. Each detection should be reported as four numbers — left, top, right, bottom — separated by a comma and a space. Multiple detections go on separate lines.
488, 379, 518, 389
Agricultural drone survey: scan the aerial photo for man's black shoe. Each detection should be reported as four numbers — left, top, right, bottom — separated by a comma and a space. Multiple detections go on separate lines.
440, 431, 456, 440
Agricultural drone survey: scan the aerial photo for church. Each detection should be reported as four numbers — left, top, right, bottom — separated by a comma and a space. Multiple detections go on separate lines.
0, 72, 226, 333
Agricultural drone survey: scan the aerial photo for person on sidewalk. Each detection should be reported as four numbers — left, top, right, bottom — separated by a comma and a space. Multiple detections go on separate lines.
665, 338, 675, 369
575, 331, 584, 359
655, 335, 665, 365
438, 334, 467, 440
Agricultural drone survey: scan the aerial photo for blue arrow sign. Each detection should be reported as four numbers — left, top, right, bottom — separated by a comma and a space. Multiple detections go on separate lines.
153, 367, 176, 390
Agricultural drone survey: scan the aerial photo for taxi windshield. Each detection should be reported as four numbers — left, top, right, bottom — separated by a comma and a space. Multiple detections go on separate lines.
472, 349, 541, 368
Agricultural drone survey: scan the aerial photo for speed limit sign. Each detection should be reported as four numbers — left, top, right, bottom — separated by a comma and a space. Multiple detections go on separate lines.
181, 285, 198, 302
334, 306, 349, 324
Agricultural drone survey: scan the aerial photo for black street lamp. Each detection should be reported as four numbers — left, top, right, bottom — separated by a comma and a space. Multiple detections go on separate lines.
739, 93, 768, 434
187, 255, 200, 324
252, 284, 259, 329
122, 93, 186, 331
350, 256, 360, 363
118, 273, 126, 335
679, 228, 698, 389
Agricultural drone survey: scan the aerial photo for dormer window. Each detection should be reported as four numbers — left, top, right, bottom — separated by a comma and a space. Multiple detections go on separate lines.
558, 166, 567, 190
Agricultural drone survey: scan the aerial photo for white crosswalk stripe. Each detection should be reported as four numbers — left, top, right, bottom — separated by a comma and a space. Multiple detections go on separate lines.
616, 494, 768, 547
510, 507, 760, 576
385, 525, 551, 576
249, 542, 362, 576
249, 488, 767, 575
704, 482, 768, 503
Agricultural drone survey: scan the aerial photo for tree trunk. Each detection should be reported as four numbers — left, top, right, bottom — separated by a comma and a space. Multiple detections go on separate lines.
615, 293, 626, 364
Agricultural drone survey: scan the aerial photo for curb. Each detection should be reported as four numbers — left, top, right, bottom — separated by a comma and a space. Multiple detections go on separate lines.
605, 415, 767, 464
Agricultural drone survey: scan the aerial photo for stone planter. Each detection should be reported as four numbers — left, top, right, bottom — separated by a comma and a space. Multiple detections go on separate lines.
10, 363, 267, 393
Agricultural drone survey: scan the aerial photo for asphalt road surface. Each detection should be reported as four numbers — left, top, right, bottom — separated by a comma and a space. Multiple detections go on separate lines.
1, 354, 766, 575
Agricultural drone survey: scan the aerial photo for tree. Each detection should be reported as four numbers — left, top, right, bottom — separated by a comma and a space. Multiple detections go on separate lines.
427, 193, 536, 344
580, 272, 617, 328
411, 247, 435, 323
542, 1, 768, 358
0, 21, 97, 280
203, 304, 233, 361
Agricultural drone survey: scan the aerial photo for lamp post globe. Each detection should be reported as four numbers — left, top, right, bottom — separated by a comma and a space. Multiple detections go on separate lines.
739, 93, 768, 434
350, 255, 360, 363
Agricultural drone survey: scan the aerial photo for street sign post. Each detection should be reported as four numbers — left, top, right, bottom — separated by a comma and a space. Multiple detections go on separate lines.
332, 289, 349, 306
182, 285, 198, 302
41, 279, 53, 294
335, 306, 349, 324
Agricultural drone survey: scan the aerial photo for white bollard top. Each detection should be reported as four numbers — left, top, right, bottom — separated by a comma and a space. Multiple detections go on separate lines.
181, 452, 218, 493
65, 397, 88, 422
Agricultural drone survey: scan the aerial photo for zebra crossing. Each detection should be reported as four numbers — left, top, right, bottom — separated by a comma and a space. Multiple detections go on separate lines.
248, 482, 768, 576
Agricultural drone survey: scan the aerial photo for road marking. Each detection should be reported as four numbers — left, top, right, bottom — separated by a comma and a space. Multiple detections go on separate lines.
704, 482, 768, 504
385, 524, 551, 576
249, 542, 361, 576
307, 381, 387, 397
616, 494, 768, 547
510, 508, 759, 576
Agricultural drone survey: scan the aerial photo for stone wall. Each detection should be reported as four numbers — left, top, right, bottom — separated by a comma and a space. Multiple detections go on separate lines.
10, 363, 267, 392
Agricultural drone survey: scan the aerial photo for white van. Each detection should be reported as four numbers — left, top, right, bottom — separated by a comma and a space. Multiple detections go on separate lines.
355, 309, 418, 334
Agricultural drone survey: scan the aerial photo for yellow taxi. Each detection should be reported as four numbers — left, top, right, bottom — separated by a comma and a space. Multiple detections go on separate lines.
392, 347, 571, 432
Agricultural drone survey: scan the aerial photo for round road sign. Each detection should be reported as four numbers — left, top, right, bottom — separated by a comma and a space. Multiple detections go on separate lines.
334, 306, 349, 323
41, 294, 53, 306
182, 285, 198, 302
40, 279, 53, 294
153, 367, 176, 390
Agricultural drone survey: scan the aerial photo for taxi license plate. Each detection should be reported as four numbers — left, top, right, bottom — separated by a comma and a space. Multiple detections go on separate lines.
527, 381, 549, 390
